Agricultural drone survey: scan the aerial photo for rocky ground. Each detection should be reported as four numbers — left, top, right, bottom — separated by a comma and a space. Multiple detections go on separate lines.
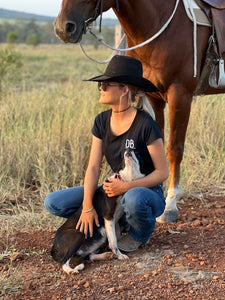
0, 195, 225, 299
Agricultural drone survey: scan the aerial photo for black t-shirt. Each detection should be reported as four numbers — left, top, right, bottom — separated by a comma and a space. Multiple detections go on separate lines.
92, 109, 162, 175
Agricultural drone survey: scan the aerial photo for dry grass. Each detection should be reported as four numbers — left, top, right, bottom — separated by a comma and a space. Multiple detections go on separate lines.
0, 44, 224, 231
180, 95, 225, 197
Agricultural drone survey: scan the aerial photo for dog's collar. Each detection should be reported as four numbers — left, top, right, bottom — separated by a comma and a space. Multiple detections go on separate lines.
114, 173, 122, 180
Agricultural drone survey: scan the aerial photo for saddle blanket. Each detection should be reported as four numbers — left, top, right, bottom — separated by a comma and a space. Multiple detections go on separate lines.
183, 0, 211, 26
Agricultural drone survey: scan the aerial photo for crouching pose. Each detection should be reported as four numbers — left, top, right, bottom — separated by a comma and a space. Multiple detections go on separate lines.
45, 55, 169, 262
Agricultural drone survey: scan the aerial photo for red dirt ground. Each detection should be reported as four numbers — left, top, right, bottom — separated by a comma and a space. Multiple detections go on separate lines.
1, 195, 225, 299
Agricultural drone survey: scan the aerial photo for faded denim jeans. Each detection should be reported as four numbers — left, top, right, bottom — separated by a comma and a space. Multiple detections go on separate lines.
44, 184, 165, 242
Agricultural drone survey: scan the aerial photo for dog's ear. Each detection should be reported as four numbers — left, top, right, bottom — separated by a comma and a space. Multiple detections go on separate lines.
116, 154, 125, 173
134, 151, 148, 176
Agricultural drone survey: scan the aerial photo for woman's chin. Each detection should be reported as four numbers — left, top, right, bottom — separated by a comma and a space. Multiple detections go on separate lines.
99, 97, 108, 104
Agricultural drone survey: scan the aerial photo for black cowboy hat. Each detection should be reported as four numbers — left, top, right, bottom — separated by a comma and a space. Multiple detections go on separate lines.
86, 55, 159, 92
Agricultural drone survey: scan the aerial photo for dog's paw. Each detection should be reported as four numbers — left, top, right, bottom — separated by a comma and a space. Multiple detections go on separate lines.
62, 262, 84, 275
118, 253, 129, 260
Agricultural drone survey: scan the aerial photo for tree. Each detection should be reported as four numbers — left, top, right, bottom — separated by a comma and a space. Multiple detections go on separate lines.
7, 32, 18, 44
25, 33, 40, 46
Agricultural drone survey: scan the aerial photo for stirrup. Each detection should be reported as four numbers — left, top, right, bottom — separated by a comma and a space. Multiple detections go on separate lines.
209, 58, 225, 88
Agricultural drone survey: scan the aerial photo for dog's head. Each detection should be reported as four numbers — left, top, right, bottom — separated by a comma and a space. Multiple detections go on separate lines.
119, 149, 145, 182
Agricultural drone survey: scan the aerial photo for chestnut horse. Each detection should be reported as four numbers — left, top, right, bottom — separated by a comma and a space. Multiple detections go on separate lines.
54, 0, 225, 223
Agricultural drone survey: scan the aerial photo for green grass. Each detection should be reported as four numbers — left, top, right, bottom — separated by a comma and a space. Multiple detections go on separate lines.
0, 43, 224, 231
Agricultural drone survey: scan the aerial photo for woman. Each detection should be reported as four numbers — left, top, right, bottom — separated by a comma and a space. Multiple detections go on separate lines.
44, 55, 169, 252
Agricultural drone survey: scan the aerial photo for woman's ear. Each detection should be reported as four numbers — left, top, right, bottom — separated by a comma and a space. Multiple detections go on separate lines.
122, 85, 129, 96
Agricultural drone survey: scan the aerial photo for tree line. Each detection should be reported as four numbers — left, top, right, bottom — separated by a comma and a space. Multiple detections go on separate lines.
0, 18, 115, 46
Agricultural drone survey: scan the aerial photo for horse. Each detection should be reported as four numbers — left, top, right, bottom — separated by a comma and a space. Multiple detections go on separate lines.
54, 0, 225, 223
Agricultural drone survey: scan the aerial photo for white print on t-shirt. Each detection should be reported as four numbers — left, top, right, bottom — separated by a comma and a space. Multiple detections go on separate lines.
125, 139, 135, 149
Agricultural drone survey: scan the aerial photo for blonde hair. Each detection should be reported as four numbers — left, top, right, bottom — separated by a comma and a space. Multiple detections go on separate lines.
127, 86, 155, 120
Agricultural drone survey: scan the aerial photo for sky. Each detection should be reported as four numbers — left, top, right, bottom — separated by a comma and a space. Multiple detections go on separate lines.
0, 0, 116, 18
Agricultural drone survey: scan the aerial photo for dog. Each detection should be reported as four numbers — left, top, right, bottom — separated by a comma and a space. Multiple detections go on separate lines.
51, 149, 145, 274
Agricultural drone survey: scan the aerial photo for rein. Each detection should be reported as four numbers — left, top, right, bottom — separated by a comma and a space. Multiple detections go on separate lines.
80, 0, 180, 64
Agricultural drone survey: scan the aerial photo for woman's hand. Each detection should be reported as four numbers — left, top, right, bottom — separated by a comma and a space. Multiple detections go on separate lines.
76, 208, 99, 238
103, 178, 128, 197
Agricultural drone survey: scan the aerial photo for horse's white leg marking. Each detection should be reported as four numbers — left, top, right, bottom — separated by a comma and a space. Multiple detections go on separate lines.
62, 258, 85, 275
157, 182, 182, 223
166, 182, 182, 211
104, 218, 129, 260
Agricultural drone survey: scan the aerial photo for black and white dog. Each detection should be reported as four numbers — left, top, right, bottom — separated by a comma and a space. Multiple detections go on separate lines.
51, 149, 145, 274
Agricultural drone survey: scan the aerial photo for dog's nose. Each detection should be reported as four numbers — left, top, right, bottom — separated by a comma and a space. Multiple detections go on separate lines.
125, 149, 132, 157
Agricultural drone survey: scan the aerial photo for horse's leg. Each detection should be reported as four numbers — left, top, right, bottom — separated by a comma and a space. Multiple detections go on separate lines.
147, 96, 166, 137
157, 87, 192, 223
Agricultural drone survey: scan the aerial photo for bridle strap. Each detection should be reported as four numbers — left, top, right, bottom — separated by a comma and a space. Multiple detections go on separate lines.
84, 0, 119, 33
84, 0, 102, 27
99, 0, 104, 32
115, 0, 119, 12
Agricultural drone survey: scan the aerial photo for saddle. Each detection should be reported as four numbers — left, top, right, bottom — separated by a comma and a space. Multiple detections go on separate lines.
196, 0, 225, 55
195, 0, 225, 91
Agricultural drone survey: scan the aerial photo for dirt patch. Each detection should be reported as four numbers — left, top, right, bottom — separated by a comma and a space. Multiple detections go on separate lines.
1, 196, 225, 299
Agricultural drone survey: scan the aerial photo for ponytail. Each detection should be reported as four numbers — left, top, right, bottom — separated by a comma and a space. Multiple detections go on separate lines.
128, 86, 155, 120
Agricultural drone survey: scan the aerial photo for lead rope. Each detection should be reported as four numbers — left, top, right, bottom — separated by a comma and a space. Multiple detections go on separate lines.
79, 0, 180, 64
79, 34, 126, 64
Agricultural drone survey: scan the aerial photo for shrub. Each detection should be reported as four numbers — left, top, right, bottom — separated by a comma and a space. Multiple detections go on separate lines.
0, 47, 22, 91
7, 32, 18, 44
25, 34, 40, 46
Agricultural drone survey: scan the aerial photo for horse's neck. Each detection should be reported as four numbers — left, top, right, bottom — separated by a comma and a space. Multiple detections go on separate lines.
113, 0, 173, 45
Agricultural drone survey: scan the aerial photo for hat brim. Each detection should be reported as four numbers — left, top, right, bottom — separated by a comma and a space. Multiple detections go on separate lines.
85, 74, 159, 93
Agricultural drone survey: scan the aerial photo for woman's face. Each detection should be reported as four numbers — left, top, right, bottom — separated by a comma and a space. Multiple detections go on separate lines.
98, 82, 126, 105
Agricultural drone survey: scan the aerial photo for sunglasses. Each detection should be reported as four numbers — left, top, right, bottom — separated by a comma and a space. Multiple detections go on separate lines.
98, 82, 124, 91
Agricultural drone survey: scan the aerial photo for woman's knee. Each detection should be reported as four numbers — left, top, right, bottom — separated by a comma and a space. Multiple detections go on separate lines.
122, 187, 164, 218
44, 193, 56, 213
122, 188, 148, 214
44, 186, 85, 217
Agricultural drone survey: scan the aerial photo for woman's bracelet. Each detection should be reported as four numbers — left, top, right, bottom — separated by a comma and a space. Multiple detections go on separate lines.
82, 207, 94, 213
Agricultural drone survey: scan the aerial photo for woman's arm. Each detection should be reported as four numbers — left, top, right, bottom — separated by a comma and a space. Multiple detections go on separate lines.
76, 135, 103, 237
103, 138, 169, 196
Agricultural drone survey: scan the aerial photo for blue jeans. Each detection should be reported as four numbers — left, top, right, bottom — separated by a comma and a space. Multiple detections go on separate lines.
44, 185, 165, 243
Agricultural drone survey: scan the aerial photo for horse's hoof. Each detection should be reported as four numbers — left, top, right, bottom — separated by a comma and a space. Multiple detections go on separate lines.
156, 209, 178, 223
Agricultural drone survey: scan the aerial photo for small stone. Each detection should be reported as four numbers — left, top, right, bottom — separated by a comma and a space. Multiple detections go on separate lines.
3, 265, 9, 271
107, 287, 115, 294
73, 285, 79, 289
23, 280, 33, 290
83, 282, 90, 288
9, 252, 24, 261
143, 274, 150, 280
191, 220, 201, 226
136, 262, 145, 269
152, 270, 158, 276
